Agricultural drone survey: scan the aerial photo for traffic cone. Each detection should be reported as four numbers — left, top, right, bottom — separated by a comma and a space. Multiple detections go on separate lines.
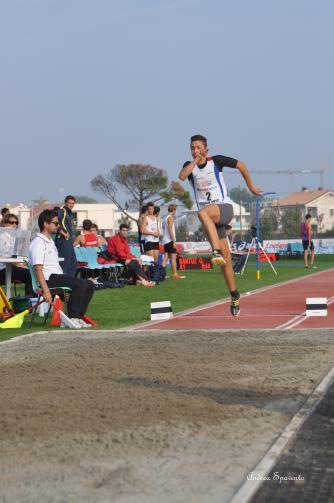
82, 314, 98, 327
50, 295, 62, 327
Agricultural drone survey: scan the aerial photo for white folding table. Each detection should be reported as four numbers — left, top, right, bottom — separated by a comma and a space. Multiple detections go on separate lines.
0, 257, 27, 299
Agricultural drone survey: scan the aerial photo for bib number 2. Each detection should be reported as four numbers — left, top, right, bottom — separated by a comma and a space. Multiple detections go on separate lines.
205, 191, 211, 202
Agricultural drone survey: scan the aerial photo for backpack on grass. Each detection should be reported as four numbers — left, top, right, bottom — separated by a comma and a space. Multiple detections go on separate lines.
148, 264, 166, 283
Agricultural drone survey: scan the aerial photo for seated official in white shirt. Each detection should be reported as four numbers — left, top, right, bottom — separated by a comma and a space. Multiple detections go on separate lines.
28, 209, 95, 329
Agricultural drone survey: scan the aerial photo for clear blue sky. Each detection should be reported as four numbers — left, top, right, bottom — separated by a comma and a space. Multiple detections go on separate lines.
1, 0, 333, 205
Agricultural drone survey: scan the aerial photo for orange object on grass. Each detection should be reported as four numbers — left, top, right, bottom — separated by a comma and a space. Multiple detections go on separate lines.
50, 295, 62, 327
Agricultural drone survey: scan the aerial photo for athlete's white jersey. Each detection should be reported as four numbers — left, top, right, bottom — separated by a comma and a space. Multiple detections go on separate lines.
187, 156, 236, 210
162, 214, 175, 244
144, 216, 159, 243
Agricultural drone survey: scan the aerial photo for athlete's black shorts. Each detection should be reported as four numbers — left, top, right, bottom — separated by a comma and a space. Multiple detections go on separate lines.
302, 240, 314, 251
216, 203, 234, 239
164, 241, 176, 254
144, 241, 160, 252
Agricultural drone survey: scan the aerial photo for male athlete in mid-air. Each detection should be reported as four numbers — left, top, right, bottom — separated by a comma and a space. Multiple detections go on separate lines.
179, 134, 262, 316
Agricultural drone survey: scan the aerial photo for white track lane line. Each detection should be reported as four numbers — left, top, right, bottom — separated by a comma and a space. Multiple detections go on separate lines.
229, 362, 334, 503
277, 296, 334, 330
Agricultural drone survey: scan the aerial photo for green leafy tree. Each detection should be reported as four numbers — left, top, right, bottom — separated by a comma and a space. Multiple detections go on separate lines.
281, 206, 302, 238
176, 223, 188, 241
229, 187, 254, 211
193, 226, 207, 242
91, 164, 192, 222
159, 181, 193, 210
117, 213, 133, 231
260, 216, 273, 240
259, 211, 278, 240
74, 196, 98, 204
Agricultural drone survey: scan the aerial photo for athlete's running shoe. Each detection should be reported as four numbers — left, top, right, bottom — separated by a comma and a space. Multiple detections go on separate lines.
230, 291, 241, 317
211, 250, 226, 266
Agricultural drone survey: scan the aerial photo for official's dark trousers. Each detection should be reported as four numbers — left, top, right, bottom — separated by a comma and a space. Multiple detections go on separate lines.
55, 238, 77, 276
126, 260, 147, 282
47, 274, 95, 318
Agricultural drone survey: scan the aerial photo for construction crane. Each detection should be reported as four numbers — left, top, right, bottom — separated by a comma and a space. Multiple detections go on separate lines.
228, 159, 330, 188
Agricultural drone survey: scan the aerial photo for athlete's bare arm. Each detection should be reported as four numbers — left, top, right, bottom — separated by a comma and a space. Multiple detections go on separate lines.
179, 159, 196, 181
140, 216, 150, 236
236, 160, 262, 196
168, 216, 176, 243
141, 216, 159, 238
73, 234, 84, 247
178, 151, 205, 181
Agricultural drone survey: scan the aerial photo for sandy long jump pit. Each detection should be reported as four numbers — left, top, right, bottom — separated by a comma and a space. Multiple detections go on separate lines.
1, 329, 334, 502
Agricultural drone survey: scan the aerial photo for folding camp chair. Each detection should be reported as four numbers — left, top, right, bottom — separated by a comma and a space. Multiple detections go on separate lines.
25, 260, 72, 327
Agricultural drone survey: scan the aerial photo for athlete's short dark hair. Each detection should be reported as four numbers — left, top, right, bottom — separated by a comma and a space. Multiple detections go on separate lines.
305, 213, 311, 220
190, 134, 207, 146
119, 223, 129, 231
65, 195, 76, 203
153, 206, 160, 216
146, 202, 154, 208
38, 209, 58, 231
82, 219, 93, 231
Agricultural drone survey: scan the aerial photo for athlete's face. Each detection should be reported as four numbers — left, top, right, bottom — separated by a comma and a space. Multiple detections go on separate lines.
191, 141, 208, 161
65, 199, 75, 210
120, 227, 129, 239
147, 205, 154, 215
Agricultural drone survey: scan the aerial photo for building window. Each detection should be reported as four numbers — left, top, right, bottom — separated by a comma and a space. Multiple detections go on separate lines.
306, 207, 318, 218
330, 209, 334, 217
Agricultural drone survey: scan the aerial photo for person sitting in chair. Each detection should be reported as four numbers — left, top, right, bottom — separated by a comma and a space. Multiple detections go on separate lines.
107, 224, 155, 286
28, 209, 95, 328
73, 219, 105, 248
91, 223, 106, 247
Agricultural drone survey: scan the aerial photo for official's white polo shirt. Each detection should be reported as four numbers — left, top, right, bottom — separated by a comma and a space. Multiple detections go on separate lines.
28, 233, 63, 280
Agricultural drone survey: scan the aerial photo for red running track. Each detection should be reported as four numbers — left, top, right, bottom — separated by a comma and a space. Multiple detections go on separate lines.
137, 269, 334, 331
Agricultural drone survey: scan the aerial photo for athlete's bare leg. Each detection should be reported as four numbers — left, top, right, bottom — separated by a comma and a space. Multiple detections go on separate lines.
219, 238, 240, 316
147, 249, 160, 262
218, 239, 236, 292
304, 249, 309, 267
170, 253, 177, 275
162, 252, 168, 268
198, 204, 221, 250
162, 252, 177, 275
